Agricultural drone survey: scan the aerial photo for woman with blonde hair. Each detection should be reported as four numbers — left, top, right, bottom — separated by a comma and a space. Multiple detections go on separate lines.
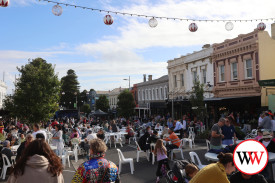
154, 139, 170, 183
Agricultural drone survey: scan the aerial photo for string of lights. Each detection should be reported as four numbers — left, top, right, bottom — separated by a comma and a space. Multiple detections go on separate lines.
39, 0, 274, 22
39, 0, 272, 31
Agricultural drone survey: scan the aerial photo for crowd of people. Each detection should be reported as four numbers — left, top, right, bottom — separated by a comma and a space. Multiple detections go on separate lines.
0, 109, 273, 182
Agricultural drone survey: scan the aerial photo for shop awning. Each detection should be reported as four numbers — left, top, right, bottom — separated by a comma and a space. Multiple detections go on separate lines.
204, 96, 260, 102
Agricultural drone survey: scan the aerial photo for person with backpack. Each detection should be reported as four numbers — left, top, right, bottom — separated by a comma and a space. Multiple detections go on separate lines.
154, 139, 170, 183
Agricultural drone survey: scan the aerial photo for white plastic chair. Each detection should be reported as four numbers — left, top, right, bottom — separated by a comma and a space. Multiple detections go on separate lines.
135, 141, 149, 162
61, 148, 70, 167
114, 133, 123, 148
70, 144, 79, 162
117, 149, 134, 174
183, 132, 193, 149
189, 151, 206, 169
206, 139, 210, 151
171, 139, 184, 161
1, 154, 12, 180
129, 132, 138, 144
188, 127, 194, 134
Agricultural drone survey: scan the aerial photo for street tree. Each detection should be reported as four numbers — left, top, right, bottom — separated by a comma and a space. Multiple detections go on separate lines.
117, 90, 135, 118
10, 58, 60, 123
80, 104, 91, 116
95, 95, 109, 112
189, 80, 206, 121
60, 69, 80, 109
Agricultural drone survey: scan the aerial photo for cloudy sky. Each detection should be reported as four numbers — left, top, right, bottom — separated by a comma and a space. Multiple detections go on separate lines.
0, 0, 274, 94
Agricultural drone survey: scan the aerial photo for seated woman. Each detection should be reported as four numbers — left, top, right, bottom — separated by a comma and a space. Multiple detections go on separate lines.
8, 139, 64, 183
16, 134, 33, 161
154, 123, 162, 131
189, 152, 235, 183
70, 129, 79, 139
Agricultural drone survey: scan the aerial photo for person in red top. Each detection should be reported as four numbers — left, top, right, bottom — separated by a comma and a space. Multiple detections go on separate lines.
164, 127, 181, 158
0, 122, 4, 134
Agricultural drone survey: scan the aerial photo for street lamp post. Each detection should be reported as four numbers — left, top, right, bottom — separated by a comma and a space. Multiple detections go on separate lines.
74, 92, 77, 110
123, 76, 130, 90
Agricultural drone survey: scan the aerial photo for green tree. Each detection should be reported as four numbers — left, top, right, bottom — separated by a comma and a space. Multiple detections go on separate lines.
79, 89, 89, 107
3, 95, 16, 118
117, 90, 135, 118
10, 58, 60, 124
95, 95, 109, 112
60, 69, 80, 109
189, 80, 206, 121
80, 104, 91, 116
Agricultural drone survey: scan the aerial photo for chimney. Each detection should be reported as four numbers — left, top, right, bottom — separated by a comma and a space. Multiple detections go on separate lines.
148, 75, 152, 81
143, 74, 146, 82
202, 44, 210, 49
272, 23, 275, 40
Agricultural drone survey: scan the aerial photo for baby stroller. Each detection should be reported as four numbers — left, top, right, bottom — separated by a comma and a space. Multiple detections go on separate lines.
165, 159, 198, 183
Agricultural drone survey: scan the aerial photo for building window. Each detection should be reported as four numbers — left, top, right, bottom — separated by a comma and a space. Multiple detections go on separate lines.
245, 59, 252, 78
231, 62, 238, 80
160, 88, 163, 100
142, 90, 145, 100
219, 65, 225, 82
145, 90, 148, 100
192, 71, 197, 83
152, 89, 155, 100
149, 89, 151, 100
201, 69, 206, 84
138, 90, 141, 101
156, 88, 159, 100
181, 74, 184, 86
174, 75, 177, 88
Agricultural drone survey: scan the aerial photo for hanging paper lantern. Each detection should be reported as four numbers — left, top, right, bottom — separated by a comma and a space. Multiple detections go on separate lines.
52, 5, 63, 16
0, 0, 9, 7
257, 22, 266, 31
189, 23, 198, 32
104, 15, 113, 25
148, 17, 158, 28
225, 22, 234, 31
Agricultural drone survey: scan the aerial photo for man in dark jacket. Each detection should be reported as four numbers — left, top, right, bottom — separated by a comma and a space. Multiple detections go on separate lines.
147, 130, 160, 144
138, 126, 151, 152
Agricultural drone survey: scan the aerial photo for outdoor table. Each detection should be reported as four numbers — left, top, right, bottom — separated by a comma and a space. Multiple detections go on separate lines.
11, 145, 20, 152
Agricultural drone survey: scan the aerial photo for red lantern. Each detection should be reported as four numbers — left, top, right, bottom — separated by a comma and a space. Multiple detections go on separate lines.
104, 15, 113, 25
257, 22, 266, 31
189, 23, 198, 32
0, 0, 9, 7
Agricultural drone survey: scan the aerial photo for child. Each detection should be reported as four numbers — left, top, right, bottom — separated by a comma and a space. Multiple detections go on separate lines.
255, 130, 263, 141
154, 139, 170, 183
71, 134, 80, 145
185, 164, 199, 182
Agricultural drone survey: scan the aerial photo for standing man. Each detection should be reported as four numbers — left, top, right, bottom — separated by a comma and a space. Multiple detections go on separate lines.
210, 118, 226, 150
221, 117, 236, 146
32, 124, 47, 139
174, 120, 184, 138
182, 115, 187, 138
259, 111, 272, 131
